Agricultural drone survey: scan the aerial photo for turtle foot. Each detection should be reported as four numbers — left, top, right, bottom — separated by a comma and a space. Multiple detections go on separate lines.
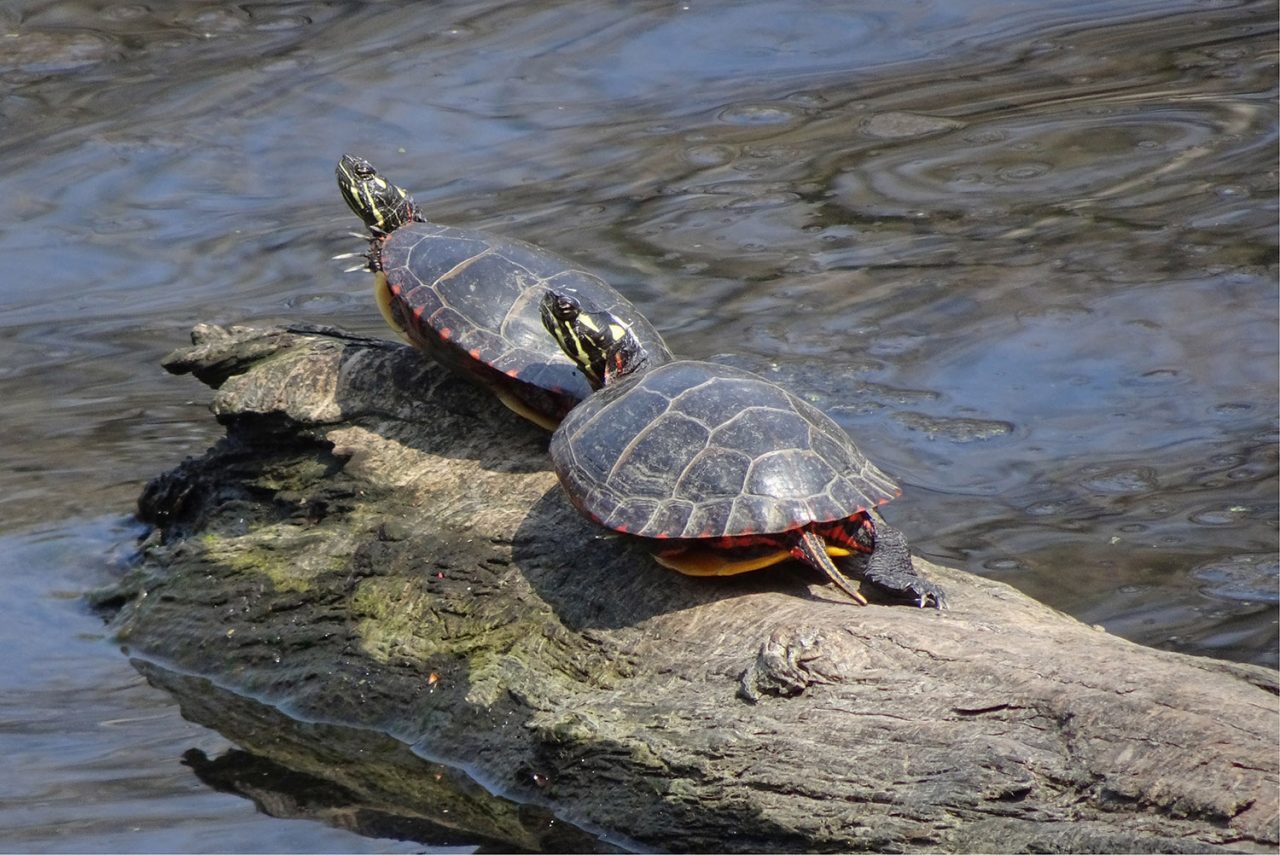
856, 522, 947, 610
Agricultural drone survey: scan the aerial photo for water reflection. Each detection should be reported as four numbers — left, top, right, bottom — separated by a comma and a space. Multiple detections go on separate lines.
0, 519, 421, 853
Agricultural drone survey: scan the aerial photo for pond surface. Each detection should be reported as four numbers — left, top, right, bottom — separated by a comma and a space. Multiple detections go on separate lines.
2, 0, 1276, 850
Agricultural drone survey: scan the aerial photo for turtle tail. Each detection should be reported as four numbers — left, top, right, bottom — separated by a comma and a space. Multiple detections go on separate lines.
791, 530, 868, 605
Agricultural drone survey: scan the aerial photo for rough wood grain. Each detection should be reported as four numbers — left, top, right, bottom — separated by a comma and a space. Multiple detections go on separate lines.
105, 323, 1279, 853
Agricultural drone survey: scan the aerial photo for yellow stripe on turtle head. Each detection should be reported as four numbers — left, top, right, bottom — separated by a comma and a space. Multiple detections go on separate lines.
362, 177, 392, 230
565, 329, 601, 384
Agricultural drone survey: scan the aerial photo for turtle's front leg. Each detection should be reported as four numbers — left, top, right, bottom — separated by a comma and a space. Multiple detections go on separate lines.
855, 518, 947, 609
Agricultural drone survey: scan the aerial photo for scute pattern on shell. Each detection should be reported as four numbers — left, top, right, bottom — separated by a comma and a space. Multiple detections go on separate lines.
381, 222, 668, 398
551, 361, 901, 540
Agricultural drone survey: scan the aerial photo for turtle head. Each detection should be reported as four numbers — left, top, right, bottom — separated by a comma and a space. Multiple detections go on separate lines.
336, 154, 419, 235
540, 290, 647, 390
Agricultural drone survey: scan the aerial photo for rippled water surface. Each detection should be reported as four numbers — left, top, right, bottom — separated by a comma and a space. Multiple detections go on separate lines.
2, 0, 1276, 849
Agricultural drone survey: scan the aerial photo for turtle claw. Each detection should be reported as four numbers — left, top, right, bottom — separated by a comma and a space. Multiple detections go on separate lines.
875, 572, 947, 610
907, 579, 948, 610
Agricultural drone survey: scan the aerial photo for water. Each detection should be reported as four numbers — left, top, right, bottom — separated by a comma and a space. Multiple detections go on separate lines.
1, 0, 1275, 849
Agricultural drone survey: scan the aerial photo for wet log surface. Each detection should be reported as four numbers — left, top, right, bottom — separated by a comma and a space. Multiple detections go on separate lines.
101, 323, 1279, 853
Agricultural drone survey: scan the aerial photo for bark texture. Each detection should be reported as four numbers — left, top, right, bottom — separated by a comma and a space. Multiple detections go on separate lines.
105, 323, 1279, 853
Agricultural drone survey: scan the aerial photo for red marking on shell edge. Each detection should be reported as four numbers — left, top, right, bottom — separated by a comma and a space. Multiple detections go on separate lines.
615, 524, 629, 534
505, 369, 519, 378
469, 349, 482, 360
439, 327, 453, 340
652, 532, 669, 539
413, 305, 425, 318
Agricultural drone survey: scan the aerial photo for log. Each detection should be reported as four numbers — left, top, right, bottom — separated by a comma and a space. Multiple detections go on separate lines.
102, 323, 1279, 853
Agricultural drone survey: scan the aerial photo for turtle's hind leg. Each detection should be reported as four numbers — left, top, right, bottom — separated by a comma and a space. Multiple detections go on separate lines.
791, 530, 868, 605
493, 388, 560, 432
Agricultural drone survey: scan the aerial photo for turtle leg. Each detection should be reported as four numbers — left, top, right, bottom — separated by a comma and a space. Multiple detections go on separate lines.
493, 388, 561, 432
790, 530, 868, 605
655, 546, 793, 577
854, 515, 947, 609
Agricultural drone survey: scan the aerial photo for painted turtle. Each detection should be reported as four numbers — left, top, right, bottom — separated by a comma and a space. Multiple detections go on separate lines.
335, 154, 671, 430
539, 290, 946, 607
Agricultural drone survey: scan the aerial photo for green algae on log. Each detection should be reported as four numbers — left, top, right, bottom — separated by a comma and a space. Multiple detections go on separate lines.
103, 323, 1279, 853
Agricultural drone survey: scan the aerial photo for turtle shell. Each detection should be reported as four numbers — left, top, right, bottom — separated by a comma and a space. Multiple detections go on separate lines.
549, 360, 900, 541
378, 221, 669, 425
